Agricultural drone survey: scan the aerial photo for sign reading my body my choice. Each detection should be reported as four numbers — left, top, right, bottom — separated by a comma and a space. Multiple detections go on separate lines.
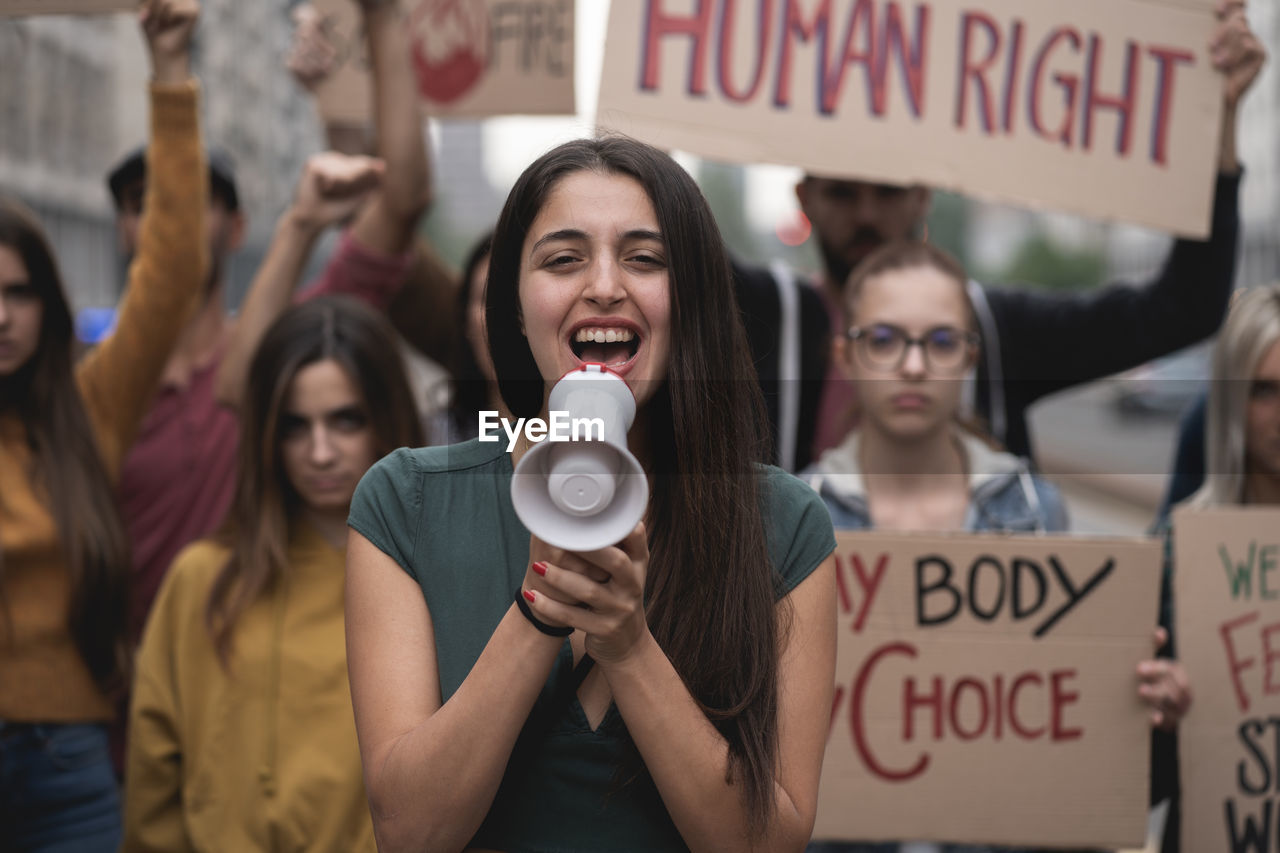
598, 0, 1222, 238
814, 530, 1160, 848
1174, 508, 1280, 853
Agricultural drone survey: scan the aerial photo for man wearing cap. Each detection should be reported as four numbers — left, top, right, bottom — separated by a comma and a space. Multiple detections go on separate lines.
106, 0, 440, 647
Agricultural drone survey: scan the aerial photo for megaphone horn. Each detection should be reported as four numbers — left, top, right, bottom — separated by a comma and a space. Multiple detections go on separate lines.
510, 364, 649, 552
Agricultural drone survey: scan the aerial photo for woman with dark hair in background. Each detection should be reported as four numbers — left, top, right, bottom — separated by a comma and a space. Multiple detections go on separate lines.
345, 137, 838, 852
429, 231, 509, 445
0, 3, 205, 849
123, 297, 423, 852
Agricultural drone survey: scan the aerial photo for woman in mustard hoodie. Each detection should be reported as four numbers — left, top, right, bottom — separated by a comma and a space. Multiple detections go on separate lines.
122, 297, 422, 852
0, 3, 205, 850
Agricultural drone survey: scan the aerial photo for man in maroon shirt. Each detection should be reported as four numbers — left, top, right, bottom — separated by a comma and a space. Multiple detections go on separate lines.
108, 0, 442, 645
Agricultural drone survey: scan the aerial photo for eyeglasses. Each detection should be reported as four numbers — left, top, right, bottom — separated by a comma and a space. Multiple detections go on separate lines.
843, 323, 979, 375
1251, 379, 1280, 404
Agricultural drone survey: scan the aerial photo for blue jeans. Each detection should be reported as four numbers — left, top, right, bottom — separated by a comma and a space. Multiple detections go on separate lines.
0, 722, 122, 852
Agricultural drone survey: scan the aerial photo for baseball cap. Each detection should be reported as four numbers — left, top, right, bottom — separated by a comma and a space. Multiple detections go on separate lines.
107, 145, 240, 212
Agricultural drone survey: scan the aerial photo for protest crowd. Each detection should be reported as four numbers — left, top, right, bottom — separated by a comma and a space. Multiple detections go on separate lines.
0, 0, 1275, 852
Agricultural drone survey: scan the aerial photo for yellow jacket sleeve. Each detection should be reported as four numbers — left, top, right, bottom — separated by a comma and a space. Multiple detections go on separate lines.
76, 80, 208, 478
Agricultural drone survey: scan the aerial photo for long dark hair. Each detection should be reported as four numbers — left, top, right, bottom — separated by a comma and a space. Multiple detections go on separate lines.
206, 296, 423, 665
0, 196, 132, 695
448, 231, 494, 428
486, 138, 780, 835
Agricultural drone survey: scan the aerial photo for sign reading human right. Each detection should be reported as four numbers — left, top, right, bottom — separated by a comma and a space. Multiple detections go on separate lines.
597, 0, 1222, 238
1175, 508, 1280, 853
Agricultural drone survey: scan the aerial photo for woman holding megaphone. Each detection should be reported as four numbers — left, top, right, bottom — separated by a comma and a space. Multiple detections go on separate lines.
345, 138, 838, 852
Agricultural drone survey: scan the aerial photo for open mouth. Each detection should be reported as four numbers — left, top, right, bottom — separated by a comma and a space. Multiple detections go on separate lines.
570, 326, 641, 368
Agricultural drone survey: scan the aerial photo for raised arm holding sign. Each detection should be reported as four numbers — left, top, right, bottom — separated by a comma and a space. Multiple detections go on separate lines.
646, 0, 1265, 471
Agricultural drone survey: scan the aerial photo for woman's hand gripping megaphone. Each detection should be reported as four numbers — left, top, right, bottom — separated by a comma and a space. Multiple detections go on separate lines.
521, 522, 652, 665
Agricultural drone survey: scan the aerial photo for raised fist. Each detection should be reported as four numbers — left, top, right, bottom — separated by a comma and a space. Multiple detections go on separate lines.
141, 0, 200, 84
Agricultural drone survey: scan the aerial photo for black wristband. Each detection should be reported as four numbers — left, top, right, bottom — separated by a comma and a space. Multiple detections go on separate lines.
515, 589, 573, 637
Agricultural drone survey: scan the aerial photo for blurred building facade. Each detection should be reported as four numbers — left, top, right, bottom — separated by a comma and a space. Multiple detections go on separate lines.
0, 2, 320, 310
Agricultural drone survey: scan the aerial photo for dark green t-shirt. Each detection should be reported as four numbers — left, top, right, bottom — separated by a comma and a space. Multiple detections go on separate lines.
348, 438, 836, 853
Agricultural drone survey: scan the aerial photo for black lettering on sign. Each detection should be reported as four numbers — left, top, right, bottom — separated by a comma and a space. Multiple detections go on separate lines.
1224, 797, 1277, 852
916, 555, 962, 626
1011, 557, 1047, 619
1033, 556, 1114, 637
1239, 719, 1278, 796
967, 555, 1006, 621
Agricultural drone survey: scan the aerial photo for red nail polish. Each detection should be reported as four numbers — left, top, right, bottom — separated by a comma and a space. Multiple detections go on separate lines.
532, 561, 548, 576
523, 589, 536, 603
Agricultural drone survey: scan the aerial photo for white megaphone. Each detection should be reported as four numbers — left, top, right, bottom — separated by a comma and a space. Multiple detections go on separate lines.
511, 364, 649, 552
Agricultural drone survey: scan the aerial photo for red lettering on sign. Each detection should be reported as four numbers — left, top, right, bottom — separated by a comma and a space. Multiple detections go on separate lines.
1224, 611, 1263, 713
1146, 46, 1194, 165
819, 0, 875, 115
955, 10, 1000, 133
850, 553, 889, 633
1027, 27, 1081, 147
847, 653, 1085, 783
641, 0, 715, 95
876, 1, 930, 117
852, 642, 928, 782
1009, 672, 1046, 739
1000, 19, 1024, 134
1050, 669, 1083, 741
774, 0, 832, 108
716, 0, 773, 102
1081, 35, 1140, 156
903, 674, 944, 742
1264, 622, 1280, 696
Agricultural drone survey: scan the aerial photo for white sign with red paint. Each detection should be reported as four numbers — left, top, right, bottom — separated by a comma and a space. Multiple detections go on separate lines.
597, 0, 1222, 238
312, 0, 574, 122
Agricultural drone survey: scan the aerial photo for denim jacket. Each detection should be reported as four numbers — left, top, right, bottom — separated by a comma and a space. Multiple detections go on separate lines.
801, 432, 1069, 534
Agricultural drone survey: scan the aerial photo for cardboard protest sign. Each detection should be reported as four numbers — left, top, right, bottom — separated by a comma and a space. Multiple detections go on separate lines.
597, 0, 1223, 238
814, 530, 1161, 848
1173, 508, 1280, 853
310, 0, 575, 124
0, 0, 134, 14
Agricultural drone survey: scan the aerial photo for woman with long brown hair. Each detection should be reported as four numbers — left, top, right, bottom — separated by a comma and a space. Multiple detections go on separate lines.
345, 137, 838, 852
122, 296, 422, 852
0, 3, 205, 850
